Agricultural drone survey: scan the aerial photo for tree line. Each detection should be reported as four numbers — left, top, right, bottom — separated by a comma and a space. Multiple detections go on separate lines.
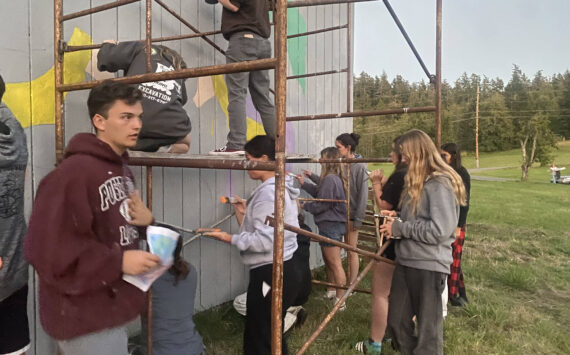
353, 65, 570, 179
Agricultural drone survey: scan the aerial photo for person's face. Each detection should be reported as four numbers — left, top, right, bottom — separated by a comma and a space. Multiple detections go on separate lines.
335, 140, 350, 158
390, 144, 399, 165
93, 99, 143, 155
441, 150, 452, 164
245, 152, 267, 180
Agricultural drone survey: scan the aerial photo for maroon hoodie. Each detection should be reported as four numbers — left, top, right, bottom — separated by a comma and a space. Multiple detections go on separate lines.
25, 133, 145, 340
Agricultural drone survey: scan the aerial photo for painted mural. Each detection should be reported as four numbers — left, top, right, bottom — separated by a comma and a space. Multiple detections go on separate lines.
3, 8, 309, 151
0, 3, 352, 353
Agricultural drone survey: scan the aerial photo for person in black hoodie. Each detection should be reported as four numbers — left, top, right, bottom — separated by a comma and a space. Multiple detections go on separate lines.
25, 81, 160, 355
97, 41, 192, 153
0, 74, 30, 355
441, 142, 471, 306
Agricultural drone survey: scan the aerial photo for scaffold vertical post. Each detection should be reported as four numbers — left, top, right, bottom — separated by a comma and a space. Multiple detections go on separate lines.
346, 3, 352, 112
146, 166, 153, 355
345, 159, 352, 281
145, 0, 152, 73
271, 0, 288, 353
54, 0, 64, 162
435, 0, 442, 147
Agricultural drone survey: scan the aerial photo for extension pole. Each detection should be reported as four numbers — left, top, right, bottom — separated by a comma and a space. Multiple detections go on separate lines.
271, 0, 288, 353
297, 241, 391, 355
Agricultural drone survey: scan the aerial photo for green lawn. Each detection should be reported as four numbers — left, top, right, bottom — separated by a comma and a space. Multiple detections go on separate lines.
194, 145, 570, 355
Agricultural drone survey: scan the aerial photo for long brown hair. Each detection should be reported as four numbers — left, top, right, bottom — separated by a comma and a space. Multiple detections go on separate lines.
398, 130, 466, 214
169, 235, 189, 286
155, 45, 187, 71
319, 147, 347, 194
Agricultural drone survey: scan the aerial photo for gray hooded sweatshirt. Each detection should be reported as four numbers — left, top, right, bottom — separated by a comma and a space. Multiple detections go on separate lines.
0, 103, 29, 301
391, 175, 459, 274
232, 176, 299, 269
308, 161, 368, 227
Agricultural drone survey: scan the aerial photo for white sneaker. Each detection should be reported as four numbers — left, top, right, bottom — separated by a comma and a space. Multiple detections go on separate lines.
209, 145, 245, 156
335, 297, 346, 311
283, 311, 298, 333
324, 290, 336, 299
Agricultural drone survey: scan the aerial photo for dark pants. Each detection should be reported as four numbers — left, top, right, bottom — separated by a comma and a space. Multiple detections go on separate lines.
387, 264, 446, 355
225, 32, 275, 149
0, 285, 30, 354
291, 237, 311, 307
244, 260, 298, 355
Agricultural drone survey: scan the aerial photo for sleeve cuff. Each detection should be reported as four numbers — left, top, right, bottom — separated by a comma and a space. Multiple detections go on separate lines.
392, 220, 403, 237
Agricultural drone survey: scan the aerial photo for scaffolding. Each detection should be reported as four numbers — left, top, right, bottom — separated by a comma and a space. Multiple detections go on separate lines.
52, 0, 443, 354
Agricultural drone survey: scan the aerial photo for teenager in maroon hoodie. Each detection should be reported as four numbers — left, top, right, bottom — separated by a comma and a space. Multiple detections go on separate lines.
25, 81, 160, 355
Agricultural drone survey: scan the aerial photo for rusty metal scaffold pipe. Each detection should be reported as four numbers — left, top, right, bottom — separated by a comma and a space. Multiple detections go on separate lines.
56, 58, 277, 92
61, 0, 139, 21
54, 0, 64, 162
297, 241, 392, 355
288, 0, 377, 8
126, 155, 391, 170
287, 106, 436, 122
65, 29, 224, 52
271, 0, 288, 353
435, 0, 442, 147
311, 279, 371, 294
66, 23, 349, 53
266, 217, 394, 264
154, 0, 226, 55
145, 166, 153, 355
129, 155, 276, 170
345, 157, 353, 280
145, 0, 152, 73
346, 3, 352, 112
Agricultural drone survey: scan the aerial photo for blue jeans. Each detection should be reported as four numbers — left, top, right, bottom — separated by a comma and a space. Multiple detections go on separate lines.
318, 221, 346, 248
225, 32, 275, 149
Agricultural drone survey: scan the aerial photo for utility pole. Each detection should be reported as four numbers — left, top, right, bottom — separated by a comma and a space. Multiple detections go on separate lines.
475, 84, 480, 168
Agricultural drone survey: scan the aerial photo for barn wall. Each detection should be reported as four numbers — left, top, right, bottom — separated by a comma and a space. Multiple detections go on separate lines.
0, 2, 354, 354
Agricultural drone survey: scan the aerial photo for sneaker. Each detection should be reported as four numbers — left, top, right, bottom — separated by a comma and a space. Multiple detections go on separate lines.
295, 308, 308, 328
209, 145, 245, 156
155, 144, 172, 153
354, 339, 382, 354
324, 290, 336, 299
450, 295, 468, 307
283, 311, 298, 334
335, 297, 346, 312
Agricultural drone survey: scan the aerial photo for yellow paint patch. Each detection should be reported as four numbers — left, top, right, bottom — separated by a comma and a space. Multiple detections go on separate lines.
3, 27, 93, 128
211, 74, 265, 140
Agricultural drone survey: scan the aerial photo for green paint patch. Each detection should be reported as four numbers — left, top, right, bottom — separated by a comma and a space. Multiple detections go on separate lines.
270, 9, 307, 93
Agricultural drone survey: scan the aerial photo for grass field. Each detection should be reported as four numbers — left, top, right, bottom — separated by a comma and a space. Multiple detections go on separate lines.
193, 143, 570, 355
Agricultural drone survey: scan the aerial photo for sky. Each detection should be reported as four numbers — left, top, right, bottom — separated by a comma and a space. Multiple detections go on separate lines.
354, 0, 570, 84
